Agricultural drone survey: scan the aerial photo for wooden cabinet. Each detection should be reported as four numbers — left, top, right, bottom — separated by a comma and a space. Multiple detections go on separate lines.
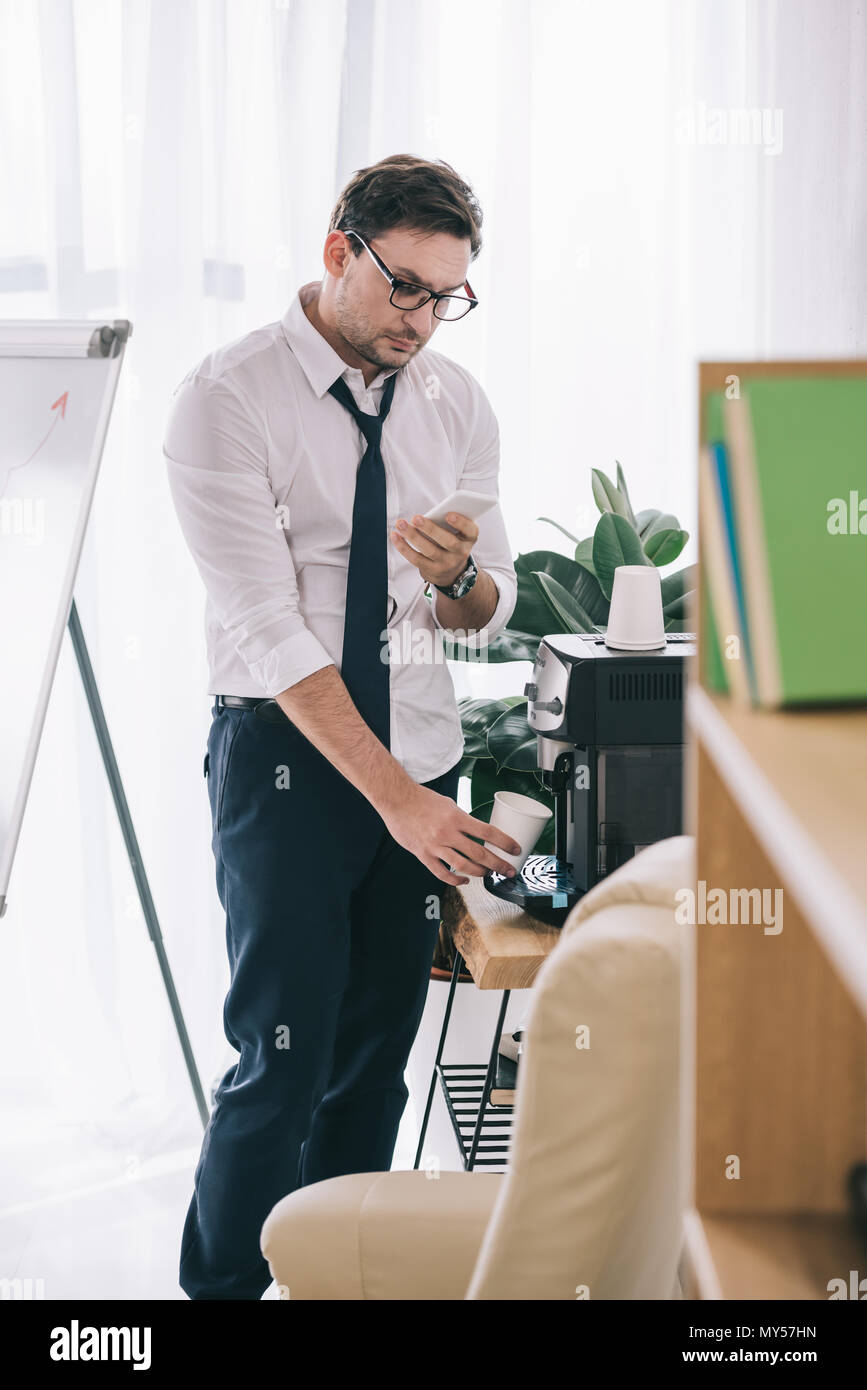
683, 361, 867, 1299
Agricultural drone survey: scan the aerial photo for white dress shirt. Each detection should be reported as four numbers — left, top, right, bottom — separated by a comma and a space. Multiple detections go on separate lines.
163, 280, 517, 783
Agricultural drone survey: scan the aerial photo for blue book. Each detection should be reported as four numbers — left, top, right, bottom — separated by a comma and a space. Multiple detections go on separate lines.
709, 439, 757, 702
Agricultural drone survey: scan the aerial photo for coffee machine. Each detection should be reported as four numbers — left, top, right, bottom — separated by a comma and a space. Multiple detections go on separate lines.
483, 632, 695, 926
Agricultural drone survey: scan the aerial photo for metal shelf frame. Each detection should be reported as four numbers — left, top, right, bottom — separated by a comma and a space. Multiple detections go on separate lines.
413, 949, 516, 1173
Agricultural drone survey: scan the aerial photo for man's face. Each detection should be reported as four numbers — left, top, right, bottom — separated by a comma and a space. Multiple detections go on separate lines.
334, 226, 471, 371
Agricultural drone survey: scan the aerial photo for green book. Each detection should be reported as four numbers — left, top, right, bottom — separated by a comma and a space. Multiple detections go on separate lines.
700, 564, 729, 695
723, 376, 867, 706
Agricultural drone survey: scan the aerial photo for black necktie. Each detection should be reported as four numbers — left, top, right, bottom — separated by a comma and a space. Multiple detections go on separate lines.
326, 369, 398, 750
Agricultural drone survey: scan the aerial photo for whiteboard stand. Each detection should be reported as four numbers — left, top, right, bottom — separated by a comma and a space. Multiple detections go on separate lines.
67, 599, 209, 1128
0, 318, 208, 1129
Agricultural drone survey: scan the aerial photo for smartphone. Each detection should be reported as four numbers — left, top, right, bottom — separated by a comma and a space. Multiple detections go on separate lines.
424, 488, 498, 533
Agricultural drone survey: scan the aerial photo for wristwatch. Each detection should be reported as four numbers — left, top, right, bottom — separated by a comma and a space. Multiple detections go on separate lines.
434, 553, 478, 600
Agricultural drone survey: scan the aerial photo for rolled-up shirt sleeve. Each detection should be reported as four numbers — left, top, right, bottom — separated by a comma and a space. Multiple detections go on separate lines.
164, 373, 334, 696
431, 380, 517, 649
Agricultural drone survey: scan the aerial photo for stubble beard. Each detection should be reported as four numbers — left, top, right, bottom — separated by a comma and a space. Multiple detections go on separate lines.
334, 286, 421, 371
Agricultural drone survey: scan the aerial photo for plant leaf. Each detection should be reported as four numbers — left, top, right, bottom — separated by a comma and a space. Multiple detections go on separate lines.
635, 507, 662, 537
591, 511, 652, 599
663, 590, 696, 622
458, 696, 512, 758
538, 516, 581, 544
519, 550, 607, 622
615, 460, 637, 525
573, 536, 596, 574
660, 564, 697, 609
514, 549, 585, 583
568, 563, 609, 623
512, 551, 584, 635
531, 571, 596, 632
641, 511, 679, 539
451, 628, 540, 663
591, 467, 630, 518
644, 527, 689, 567
640, 511, 688, 566
487, 700, 539, 771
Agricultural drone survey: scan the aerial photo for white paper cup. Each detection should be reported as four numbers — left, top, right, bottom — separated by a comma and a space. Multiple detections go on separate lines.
604, 564, 666, 651
484, 790, 553, 873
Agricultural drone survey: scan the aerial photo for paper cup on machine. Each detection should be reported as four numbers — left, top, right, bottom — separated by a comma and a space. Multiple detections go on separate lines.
485, 790, 553, 873
604, 564, 666, 651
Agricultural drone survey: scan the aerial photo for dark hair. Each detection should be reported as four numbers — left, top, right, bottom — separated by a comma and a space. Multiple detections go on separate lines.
328, 154, 483, 261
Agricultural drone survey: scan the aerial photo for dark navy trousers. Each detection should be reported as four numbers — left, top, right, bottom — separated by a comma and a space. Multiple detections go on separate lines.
179, 702, 460, 1299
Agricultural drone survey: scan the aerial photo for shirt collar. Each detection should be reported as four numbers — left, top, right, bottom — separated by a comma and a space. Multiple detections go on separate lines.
281, 280, 403, 399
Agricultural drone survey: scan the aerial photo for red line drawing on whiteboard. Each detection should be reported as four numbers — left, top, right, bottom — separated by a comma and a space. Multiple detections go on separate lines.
0, 391, 69, 501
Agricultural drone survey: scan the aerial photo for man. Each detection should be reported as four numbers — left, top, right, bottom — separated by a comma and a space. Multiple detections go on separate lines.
164, 154, 521, 1300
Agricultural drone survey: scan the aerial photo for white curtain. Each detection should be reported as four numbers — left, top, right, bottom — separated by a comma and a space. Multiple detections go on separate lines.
2, 0, 865, 1186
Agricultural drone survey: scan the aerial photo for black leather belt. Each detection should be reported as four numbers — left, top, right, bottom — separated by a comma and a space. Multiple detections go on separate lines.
215, 694, 287, 723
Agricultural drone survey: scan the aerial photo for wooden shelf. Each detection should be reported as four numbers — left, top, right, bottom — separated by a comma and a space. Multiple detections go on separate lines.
687, 357, 867, 1300
688, 686, 867, 1018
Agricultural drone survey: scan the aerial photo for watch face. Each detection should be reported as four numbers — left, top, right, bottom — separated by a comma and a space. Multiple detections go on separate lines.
455, 559, 478, 596
437, 555, 477, 597
455, 574, 472, 596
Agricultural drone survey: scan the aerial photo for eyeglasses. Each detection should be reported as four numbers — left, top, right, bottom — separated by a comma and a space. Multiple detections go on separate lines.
343, 229, 479, 322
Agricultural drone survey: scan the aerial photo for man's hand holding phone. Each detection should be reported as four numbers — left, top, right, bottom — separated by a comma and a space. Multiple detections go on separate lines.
389, 487, 497, 588
390, 510, 476, 589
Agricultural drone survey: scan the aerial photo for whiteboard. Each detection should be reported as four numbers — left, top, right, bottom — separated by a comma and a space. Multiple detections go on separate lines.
0, 320, 131, 914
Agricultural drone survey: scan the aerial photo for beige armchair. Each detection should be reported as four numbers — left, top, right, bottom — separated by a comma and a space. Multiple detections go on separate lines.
260, 834, 692, 1300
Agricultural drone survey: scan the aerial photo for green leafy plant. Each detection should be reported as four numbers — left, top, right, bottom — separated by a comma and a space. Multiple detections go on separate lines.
453, 463, 696, 847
